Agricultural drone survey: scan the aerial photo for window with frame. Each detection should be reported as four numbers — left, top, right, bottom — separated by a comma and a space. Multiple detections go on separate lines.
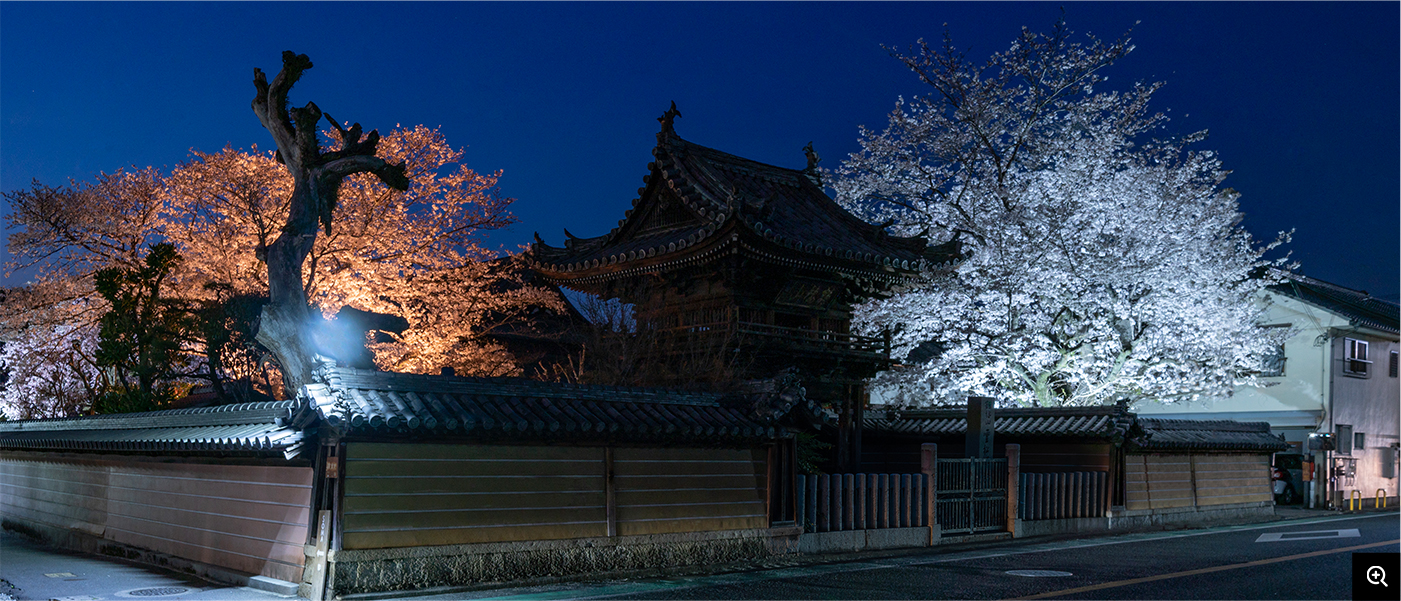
1390, 351, 1397, 378
1337, 424, 1353, 455
1261, 344, 1286, 377
1344, 338, 1370, 376
1354, 432, 1366, 450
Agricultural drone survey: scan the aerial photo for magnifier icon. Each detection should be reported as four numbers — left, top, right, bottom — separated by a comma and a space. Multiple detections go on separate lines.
1367, 566, 1387, 588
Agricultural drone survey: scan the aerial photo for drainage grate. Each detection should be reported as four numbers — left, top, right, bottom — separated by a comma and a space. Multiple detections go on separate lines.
1007, 570, 1074, 577
122, 587, 190, 597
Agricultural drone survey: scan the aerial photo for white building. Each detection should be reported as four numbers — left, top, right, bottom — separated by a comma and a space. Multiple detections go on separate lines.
1136, 273, 1399, 509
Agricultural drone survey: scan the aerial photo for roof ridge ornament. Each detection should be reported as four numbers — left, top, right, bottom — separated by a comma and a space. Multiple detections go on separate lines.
658, 101, 682, 138
802, 142, 822, 186
803, 142, 820, 171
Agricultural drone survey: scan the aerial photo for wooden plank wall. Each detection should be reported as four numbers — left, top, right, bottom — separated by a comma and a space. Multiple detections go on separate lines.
0, 457, 109, 537
0, 455, 312, 583
1126, 454, 1192, 510
1125, 453, 1271, 511
340, 444, 771, 549
613, 447, 767, 536
105, 462, 312, 583
341, 443, 608, 549
1192, 454, 1271, 506
1017, 443, 1113, 473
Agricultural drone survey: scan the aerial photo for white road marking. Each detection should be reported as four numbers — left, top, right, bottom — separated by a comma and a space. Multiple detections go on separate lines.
1255, 528, 1360, 542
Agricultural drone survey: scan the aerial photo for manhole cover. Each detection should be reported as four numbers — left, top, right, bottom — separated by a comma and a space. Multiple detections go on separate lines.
1007, 570, 1074, 577
118, 587, 191, 597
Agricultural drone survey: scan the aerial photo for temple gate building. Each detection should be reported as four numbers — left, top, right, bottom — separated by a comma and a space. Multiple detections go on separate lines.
529, 106, 962, 469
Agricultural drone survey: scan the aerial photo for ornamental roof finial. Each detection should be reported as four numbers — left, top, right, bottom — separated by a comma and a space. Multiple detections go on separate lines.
658, 101, 682, 135
802, 142, 822, 186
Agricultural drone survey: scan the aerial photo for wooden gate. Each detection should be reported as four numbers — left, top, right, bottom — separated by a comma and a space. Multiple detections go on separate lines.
935, 457, 1007, 534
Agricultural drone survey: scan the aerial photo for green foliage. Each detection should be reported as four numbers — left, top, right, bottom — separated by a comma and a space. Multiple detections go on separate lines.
92, 243, 195, 413
795, 431, 833, 475
197, 284, 275, 403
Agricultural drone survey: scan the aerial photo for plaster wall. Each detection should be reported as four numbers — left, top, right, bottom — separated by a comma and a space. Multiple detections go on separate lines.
1328, 333, 1400, 506
1135, 291, 1399, 508
1136, 294, 1341, 419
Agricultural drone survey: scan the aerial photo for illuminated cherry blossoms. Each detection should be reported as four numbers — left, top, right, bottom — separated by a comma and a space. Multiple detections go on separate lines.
833, 22, 1292, 407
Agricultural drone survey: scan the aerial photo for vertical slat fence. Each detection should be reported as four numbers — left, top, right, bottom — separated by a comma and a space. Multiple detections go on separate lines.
793, 473, 927, 533
1017, 471, 1109, 520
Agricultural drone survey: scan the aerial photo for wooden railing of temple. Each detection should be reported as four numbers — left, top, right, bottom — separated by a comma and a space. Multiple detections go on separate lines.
651, 318, 889, 360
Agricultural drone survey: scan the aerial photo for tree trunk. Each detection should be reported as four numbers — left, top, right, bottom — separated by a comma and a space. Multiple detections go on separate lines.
250, 52, 408, 397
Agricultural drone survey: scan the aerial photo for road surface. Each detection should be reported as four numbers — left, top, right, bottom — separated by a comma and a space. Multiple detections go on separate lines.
417, 512, 1399, 600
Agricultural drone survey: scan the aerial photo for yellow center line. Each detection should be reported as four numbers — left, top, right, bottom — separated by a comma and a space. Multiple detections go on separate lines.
1010, 538, 1401, 600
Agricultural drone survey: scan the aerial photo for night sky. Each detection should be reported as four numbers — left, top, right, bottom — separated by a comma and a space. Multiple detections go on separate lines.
2, 2, 1397, 298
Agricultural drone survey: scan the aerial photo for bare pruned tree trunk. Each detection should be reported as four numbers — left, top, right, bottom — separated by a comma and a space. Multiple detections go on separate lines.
250, 51, 409, 396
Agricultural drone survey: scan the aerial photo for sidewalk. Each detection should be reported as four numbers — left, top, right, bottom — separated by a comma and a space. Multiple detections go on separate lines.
1273, 503, 1399, 520
0, 530, 296, 601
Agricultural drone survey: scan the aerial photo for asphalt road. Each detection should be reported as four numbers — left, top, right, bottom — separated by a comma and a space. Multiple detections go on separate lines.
430, 513, 1399, 601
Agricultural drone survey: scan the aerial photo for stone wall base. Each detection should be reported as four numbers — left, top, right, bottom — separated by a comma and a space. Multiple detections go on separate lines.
1014, 501, 1276, 538
796, 526, 936, 554
1110, 501, 1275, 529
1016, 516, 1110, 538
327, 526, 803, 597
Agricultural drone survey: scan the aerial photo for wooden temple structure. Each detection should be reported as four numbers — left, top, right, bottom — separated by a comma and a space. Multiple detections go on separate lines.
529, 105, 962, 469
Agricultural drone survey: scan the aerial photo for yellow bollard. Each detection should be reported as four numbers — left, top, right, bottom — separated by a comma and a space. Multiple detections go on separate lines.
1378, 489, 1387, 509
1349, 490, 1361, 511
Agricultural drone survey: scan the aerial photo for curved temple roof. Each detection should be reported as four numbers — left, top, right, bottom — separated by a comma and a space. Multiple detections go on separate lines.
531, 117, 963, 284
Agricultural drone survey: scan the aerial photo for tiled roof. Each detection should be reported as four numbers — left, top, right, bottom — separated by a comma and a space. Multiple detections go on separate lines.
531, 121, 964, 281
1270, 272, 1399, 335
1129, 418, 1289, 452
863, 404, 1135, 443
0, 401, 306, 457
305, 363, 832, 444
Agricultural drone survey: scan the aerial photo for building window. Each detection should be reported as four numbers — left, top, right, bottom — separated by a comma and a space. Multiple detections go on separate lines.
1337, 424, 1353, 455
1390, 351, 1398, 378
1261, 344, 1286, 377
1343, 338, 1370, 376
1355, 432, 1366, 450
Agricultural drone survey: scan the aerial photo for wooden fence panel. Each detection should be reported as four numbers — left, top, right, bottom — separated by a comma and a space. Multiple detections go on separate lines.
1192, 454, 1271, 506
0, 459, 109, 536
1125, 453, 1272, 512
1017, 443, 1114, 473
613, 447, 766, 536
106, 462, 312, 583
341, 443, 607, 549
0, 455, 311, 583
1018, 471, 1107, 520
1141, 455, 1194, 509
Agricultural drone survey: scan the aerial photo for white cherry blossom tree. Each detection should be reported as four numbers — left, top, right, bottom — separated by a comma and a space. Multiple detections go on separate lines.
833, 21, 1291, 407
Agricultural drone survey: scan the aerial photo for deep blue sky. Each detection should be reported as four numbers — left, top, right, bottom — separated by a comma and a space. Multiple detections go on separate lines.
2, 2, 1397, 298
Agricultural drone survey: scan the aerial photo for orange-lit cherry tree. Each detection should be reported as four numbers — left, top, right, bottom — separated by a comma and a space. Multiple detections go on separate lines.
1, 53, 556, 417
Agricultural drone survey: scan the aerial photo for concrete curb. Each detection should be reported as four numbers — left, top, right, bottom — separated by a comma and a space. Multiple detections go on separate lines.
248, 576, 300, 597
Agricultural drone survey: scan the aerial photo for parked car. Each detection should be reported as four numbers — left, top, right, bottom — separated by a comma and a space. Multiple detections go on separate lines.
1272, 454, 1305, 505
